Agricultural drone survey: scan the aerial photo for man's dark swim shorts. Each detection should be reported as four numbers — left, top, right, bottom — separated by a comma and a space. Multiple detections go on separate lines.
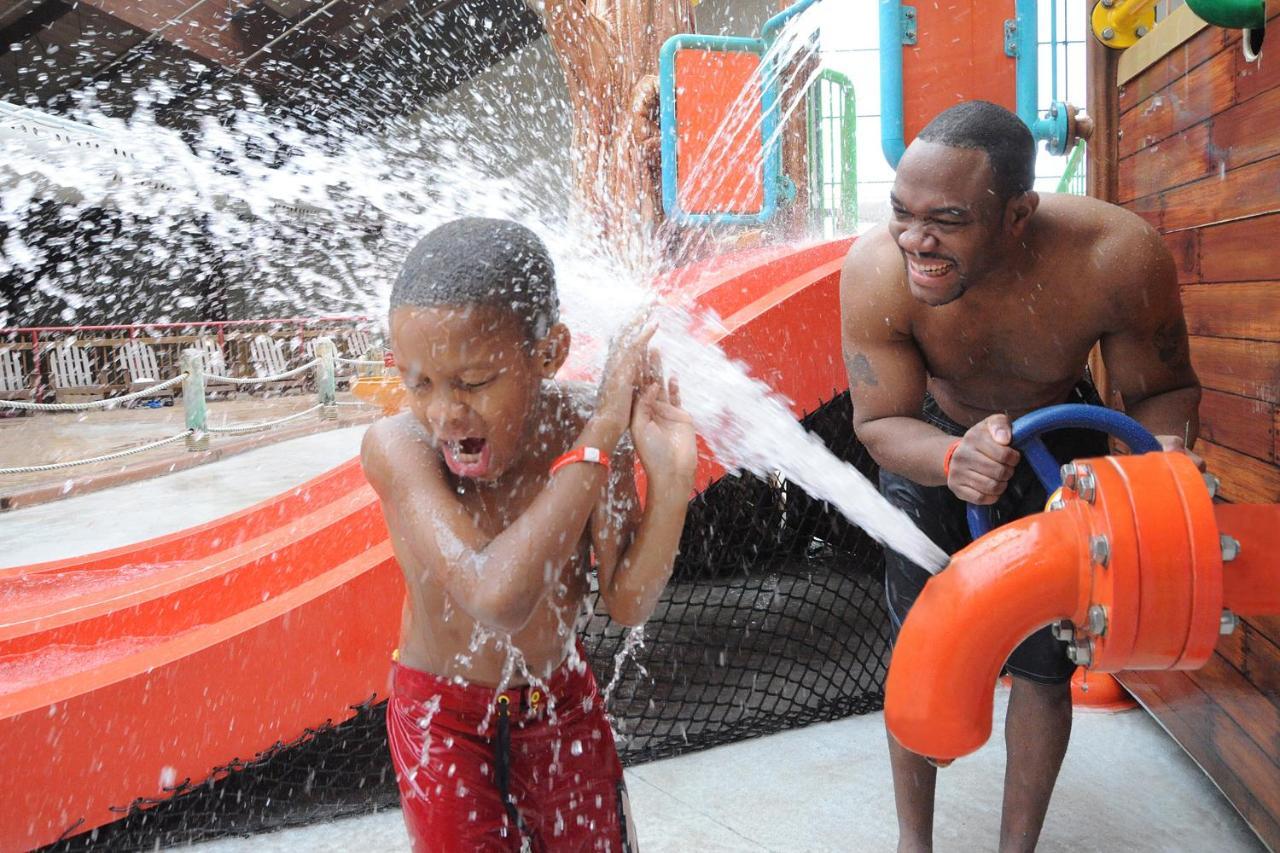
879, 381, 1108, 685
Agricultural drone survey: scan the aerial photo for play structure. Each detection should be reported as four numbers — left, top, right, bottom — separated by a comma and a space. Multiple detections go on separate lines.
3, 0, 1280, 849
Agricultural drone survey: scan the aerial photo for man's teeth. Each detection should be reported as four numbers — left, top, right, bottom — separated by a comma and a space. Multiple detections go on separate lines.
915, 260, 952, 275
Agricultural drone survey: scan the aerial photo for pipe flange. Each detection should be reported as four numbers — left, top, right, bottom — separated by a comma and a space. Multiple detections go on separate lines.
1092, 0, 1156, 49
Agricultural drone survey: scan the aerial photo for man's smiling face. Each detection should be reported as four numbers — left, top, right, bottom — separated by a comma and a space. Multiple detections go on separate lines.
887, 140, 1008, 307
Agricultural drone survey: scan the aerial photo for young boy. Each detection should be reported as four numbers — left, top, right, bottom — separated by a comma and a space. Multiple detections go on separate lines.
362, 217, 697, 852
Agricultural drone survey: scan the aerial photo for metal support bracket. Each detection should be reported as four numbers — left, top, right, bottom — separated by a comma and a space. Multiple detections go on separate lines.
1004, 18, 1019, 57
901, 6, 918, 45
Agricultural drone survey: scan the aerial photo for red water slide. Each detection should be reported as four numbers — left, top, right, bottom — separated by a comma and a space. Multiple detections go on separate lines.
0, 238, 854, 850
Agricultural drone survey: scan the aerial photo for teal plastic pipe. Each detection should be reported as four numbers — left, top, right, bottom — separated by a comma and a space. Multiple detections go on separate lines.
1185, 0, 1265, 30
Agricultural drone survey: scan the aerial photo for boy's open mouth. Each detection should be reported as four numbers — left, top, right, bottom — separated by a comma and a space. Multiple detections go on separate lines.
442, 437, 492, 478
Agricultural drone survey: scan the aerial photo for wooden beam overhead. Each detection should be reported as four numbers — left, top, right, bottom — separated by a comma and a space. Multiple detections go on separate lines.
78, 0, 254, 69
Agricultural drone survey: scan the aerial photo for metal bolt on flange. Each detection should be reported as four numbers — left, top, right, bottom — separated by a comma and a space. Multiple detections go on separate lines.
1135, 25, 1149, 37
1102, 26, 1116, 40
1220, 534, 1241, 562
1067, 638, 1093, 666
1088, 604, 1109, 636
1047, 497, 1067, 511
1101, 0, 1114, 6
1203, 473, 1220, 499
1075, 466, 1096, 503
1060, 463, 1078, 491
1220, 610, 1240, 635
1089, 535, 1111, 567
1052, 620, 1075, 642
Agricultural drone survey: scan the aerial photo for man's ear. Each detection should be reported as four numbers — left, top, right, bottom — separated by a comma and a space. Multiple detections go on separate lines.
1004, 190, 1039, 237
533, 322, 571, 379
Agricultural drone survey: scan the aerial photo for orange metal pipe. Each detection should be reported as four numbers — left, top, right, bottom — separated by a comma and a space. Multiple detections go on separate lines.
1216, 504, 1280, 616
886, 452, 1231, 761
884, 507, 1093, 760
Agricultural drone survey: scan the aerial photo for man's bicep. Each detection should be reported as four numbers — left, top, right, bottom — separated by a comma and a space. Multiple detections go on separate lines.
1100, 251, 1197, 406
839, 239, 927, 427
842, 330, 928, 429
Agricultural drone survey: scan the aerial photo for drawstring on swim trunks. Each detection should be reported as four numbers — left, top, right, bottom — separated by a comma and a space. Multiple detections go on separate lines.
495, 695, 534, 849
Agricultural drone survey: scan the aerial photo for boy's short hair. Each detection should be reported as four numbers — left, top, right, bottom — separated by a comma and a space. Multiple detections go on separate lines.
390, 218, 559, 341
917, 101, 1035, 202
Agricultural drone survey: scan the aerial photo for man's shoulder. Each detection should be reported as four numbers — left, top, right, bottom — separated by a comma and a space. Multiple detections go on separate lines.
1043, 193, 1160, 252
841, 224, 901, 271
840, 226, 912, 323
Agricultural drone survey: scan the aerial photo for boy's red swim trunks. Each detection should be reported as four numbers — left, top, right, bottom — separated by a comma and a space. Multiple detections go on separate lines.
387, 650, 633, 853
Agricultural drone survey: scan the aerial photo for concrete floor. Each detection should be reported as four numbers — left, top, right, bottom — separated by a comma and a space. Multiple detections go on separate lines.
188, 689, 1263, 852
0, 425, 367, 568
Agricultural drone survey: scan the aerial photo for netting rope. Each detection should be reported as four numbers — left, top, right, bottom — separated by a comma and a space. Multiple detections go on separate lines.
0, 430, 195, 475
0, 373, 187, 412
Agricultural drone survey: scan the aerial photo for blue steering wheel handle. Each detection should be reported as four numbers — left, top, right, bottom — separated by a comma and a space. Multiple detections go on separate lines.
965, 404, 1161, 539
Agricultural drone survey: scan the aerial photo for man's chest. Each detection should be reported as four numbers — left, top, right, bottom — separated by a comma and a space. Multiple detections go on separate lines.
914, 296, 1103, 385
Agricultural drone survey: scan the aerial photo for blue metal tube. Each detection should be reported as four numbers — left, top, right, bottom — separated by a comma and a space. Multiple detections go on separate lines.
879, 0, 907, 168
1015, 0, 1045, 136
761, 0, 824, 42
1050, 0, 1058, 101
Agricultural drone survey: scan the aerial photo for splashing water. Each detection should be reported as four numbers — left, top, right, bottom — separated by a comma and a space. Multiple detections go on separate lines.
1, 7, 946, 578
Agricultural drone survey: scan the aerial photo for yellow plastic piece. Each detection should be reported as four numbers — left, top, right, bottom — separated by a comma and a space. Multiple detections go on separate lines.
1092, 0, 1158, 48
351, 374, 406, 414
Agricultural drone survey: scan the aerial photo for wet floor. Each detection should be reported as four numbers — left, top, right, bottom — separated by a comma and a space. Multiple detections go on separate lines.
188, 687, 1264, 852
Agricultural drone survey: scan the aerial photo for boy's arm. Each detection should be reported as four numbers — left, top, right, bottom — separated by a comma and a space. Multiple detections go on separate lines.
362, 321, 654, 635
594, 378, 696, 627
364, 412, 626, 635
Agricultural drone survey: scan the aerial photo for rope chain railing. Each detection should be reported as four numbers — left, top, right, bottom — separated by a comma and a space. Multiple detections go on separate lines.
205, 404, 324, 435
0, 337, 382, 476
0, 430, 194, 475
0, 373, 187, 411
205, 359, 321, 385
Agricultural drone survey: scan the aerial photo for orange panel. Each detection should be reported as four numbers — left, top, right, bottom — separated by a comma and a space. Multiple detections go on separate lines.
901, 1, 1018, 145
674, 48, 765, 215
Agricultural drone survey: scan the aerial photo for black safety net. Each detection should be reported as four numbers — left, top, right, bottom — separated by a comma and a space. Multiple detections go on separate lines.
42, 391, 892, 851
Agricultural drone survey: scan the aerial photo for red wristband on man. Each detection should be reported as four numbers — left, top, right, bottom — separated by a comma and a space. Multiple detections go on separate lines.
550, 446, 611, 476
942, 439, 962, 479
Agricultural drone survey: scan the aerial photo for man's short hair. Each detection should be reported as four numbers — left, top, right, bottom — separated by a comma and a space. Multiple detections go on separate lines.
917, 101, 1036, 201
390, 217, 559, 341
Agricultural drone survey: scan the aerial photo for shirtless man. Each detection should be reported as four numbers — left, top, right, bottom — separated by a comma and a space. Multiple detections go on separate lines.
363, 217, 696, 851
840, 101, 1201, 852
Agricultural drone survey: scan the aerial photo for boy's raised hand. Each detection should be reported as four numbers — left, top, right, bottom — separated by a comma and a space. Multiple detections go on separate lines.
631, 349, 697, 491
595, 316, 656, 437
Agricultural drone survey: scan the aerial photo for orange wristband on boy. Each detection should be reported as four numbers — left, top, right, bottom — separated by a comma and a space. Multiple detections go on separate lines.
942, 439, 962, 479
550, 446, 611, 476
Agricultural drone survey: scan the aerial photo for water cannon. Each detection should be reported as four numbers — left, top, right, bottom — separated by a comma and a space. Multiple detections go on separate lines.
885, 405, 1280, 762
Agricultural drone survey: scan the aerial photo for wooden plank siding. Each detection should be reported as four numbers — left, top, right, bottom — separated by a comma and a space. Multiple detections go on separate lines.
1116, 6, 1280, 849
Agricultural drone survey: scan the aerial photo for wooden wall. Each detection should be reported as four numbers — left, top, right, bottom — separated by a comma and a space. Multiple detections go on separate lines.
1115, 4, 1280, 849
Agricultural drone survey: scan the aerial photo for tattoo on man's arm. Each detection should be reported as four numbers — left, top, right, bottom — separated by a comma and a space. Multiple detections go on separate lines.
1153, 317, 1191, 368
848, 353, 879, 388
